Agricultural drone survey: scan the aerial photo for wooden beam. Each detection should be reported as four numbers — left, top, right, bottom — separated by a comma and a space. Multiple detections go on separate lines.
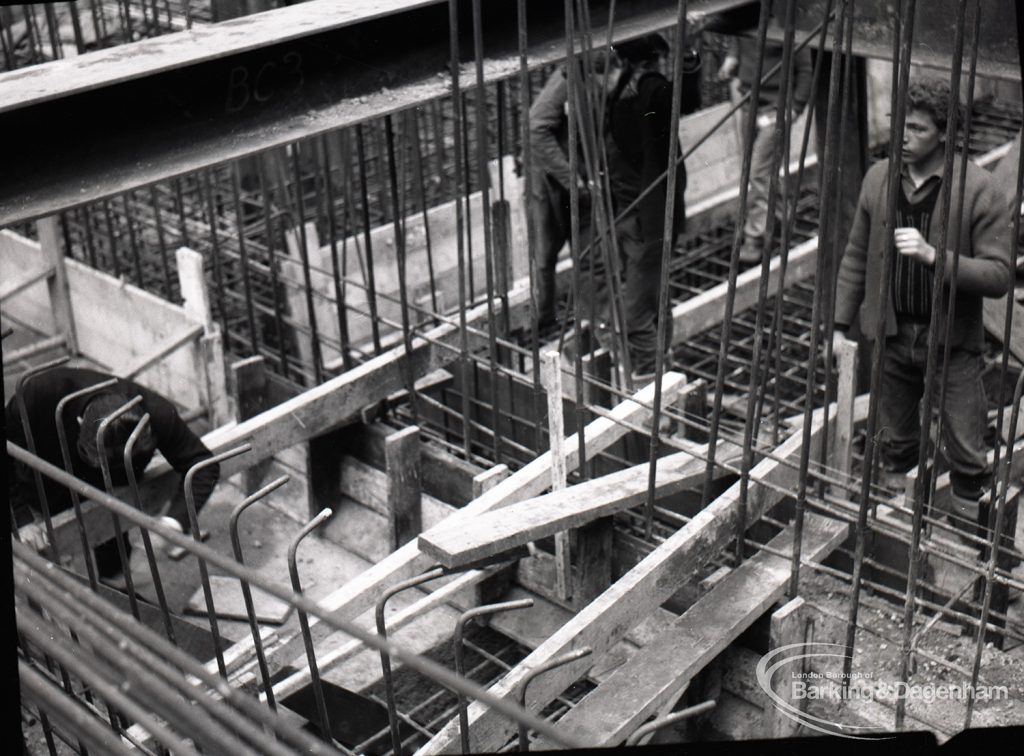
417, 399, 829, 755
1, 0, 743, 225
767, 597, 808, 739
231, 356, 273, 494
572, 517, 614, 609
385, 426, 422, 550
831, 338, 859, 479
541, 350, 571, 600
673, 378, 708, 443
214, 373, 688, 681
672, 237, 818, 343
418, 441, 742, 568
346, 419, 480, 506
175, 247, 213, 332
37, 216, 77, 353
533, 515, 846, 749
177, 246, 230, 425
472, 464, 510, 499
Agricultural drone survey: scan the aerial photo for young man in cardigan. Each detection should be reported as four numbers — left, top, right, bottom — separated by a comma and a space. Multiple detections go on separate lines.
833, 77, 1012, 541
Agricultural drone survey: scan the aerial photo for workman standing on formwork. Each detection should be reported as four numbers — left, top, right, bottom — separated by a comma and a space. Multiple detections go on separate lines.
604, 32, 702, 382
5, 366, 219, 583
528, 48, 622, 333
833, 78, 1013, 543
718, 31, 813, 264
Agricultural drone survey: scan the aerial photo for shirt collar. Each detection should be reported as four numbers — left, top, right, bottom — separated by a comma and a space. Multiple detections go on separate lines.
900, 158, 944, 188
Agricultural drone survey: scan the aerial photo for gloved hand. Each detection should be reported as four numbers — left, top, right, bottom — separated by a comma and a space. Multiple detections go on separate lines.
148, 515, 185, 555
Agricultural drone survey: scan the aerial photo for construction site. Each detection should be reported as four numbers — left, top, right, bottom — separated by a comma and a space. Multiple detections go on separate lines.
5, 0, 1024, 752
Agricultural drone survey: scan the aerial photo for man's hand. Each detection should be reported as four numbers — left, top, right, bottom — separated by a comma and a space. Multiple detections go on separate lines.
832, 329, 851, 359
894, 227, 936, 266
717, 54, 739, 82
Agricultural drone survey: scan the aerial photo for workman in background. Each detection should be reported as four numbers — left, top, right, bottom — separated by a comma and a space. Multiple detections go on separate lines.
604, 32, 702, 382
5, 366, 219, 583
528, 48, 623, 333
718, 25, 813, 264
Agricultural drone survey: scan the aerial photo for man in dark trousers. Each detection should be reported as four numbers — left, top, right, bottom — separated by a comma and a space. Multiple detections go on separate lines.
5, 366, 220, 579
528, 50, 621, 331
833, 78, 1012, 539
605, 33, 702, 380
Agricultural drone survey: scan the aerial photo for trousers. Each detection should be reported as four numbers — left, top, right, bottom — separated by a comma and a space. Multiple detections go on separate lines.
877, 318, 990, 498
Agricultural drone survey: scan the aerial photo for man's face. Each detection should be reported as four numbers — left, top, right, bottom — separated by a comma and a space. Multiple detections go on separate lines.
901, 108, 944, 167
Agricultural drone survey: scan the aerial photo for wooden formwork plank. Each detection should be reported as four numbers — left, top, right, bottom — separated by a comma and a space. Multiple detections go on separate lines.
385, 425, 422, 550
210, 373, 688, 681
416, 400, 830, 755
671, 236, 819, 344
36, 216, 77, 353
418, 441, 742, 568
533, 515, 846, 749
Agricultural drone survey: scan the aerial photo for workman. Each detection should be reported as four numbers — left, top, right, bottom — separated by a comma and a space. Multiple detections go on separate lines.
718, 30, 813, 264
833, 77, 1012, 543
528, 48, 622, 332
604, 32, 702, 381
5, 366, 219, 580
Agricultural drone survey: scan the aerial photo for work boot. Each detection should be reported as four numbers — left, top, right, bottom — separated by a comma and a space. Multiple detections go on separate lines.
739, 236, 764, 264
947, 490, 983, 547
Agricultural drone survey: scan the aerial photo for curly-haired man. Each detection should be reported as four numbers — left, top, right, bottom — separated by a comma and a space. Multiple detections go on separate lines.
833, 77, 1012, 540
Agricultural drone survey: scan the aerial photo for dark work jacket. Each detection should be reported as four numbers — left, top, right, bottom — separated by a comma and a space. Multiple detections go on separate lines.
5, 367, 218, 528
607, 64, 701, 249
834, 158, 1013, 351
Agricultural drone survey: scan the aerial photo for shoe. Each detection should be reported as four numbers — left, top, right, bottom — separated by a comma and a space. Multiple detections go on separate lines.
947, 491, 982, 547
739, 237, 764, 264
630, 354, 674, 386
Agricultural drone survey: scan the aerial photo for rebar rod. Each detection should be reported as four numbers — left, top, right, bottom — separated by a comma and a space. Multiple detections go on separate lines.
376, 566, 447, 756
321, 132, 354, 372
291, 145, 325, 385
643, 0, 690, 540
698, 0, 773, 513
454, 599, 534, 754
789, 0, 843, 598
18, 610, 201, 756
356, 124, 383, 354
256, 157, 292, 375
385, 113, 420, 424
228, 474, 292, 713
15, 357, 72, 562
14, 540, 337, 756
515, 647, 591, 751
184, 444, 252, 678
95, 394, 146, 618
287, 506, 336, 746
516, 0, 545, 456
449, 0, 475, 462
18, 661, 134, 756
122, 412, 176, 645
843, 0, 917, 685
894, 0, 969, 728
561, 0, 589, 483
